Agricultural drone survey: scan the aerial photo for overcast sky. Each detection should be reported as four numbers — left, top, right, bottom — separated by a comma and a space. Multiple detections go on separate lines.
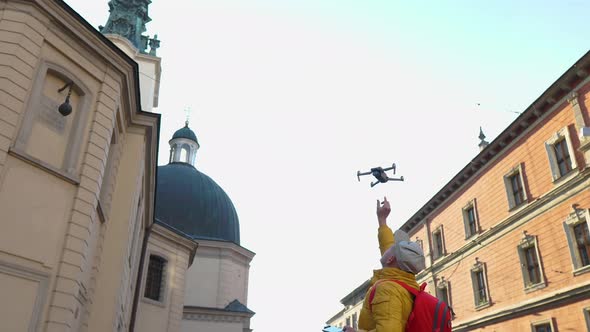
64, 0, 589, 330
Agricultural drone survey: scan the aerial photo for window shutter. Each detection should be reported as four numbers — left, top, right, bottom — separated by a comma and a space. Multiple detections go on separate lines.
517, 246, 528, 286
463, 209, 470, 238
563, 222, 578, 269
545, 143, 559, 181
564, 128, 577, 170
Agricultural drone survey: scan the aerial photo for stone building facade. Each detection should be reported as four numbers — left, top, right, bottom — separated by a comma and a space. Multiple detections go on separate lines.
0, 0, 254, 332
0, 1, 253, 331
0, 0, 161, 331
328, 51, 590, 331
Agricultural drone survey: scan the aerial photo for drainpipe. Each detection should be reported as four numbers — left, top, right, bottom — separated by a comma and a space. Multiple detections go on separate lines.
129, 223, 152, 332
425, 218, 434, 269
424, 217, 438, 292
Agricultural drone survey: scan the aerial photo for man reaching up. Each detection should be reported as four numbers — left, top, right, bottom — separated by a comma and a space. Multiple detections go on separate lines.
345, 197, 426, 332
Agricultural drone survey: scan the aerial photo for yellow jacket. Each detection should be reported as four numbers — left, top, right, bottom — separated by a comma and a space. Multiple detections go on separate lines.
358, 225, 419, 332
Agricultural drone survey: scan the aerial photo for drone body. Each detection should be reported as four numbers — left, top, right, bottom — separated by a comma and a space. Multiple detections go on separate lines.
357, 163, 404, 187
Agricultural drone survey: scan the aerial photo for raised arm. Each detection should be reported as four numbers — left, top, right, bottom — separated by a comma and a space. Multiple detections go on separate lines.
377, 197, 394, 255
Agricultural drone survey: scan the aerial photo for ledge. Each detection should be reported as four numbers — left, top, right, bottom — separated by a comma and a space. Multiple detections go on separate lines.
524, 282, 547, 294
141, 296, 166, 308
573, 265, 590, 276
452, 283, 590, 331
474, 301, 492, 311
8, 147, 80, 185
551, 169, 579, 186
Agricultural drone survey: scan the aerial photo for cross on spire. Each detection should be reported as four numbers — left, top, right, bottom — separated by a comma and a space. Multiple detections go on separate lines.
184, 107, 192, 127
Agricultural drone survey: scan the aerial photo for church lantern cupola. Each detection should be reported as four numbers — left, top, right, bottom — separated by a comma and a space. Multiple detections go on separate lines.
169, 121, 200, 166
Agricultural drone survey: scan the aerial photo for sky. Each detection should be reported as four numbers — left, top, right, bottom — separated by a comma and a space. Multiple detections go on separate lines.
64, 0, 589, 330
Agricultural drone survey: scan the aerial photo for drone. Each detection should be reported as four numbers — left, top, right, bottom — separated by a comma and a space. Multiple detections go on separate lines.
357, 163, 404, 187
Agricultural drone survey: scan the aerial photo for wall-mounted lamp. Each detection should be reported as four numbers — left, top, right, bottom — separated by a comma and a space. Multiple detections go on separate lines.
57, 81, 74, 116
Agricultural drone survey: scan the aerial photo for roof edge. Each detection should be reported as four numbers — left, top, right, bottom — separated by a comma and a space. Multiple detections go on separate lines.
401, 50, 590, 233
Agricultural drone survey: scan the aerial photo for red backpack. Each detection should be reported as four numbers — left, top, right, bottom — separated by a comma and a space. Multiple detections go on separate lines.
369, 280, 452, 332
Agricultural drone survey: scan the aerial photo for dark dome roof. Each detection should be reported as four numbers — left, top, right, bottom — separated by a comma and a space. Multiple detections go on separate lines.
155, 163, 240, 244
172, 125, 198, 143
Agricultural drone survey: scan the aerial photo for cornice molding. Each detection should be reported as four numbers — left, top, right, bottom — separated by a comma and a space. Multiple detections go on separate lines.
152, 223, 198, 258
183, 306, 254, 322
196, 239, 255, 262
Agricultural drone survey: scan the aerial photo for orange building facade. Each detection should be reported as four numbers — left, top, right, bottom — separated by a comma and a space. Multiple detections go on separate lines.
401, 51, 590, 331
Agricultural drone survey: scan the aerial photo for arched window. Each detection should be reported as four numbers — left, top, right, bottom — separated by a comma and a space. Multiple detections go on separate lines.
98, 118, 121, 221
144, 255, 166, 302
169, 145, 176, 163
179, 146, 188, 163
13, 62, 93, 180
180, 144, 191, 163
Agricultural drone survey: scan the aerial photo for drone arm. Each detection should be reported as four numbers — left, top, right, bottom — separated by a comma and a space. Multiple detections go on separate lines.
387, 176, 404, 182
357, 170, 372, 182
382, 163, 397, 173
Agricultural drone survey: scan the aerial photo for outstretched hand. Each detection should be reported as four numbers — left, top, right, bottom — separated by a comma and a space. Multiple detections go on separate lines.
377, 196, 391, 225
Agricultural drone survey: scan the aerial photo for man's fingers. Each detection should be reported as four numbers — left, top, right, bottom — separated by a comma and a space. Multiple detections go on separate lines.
383, 196, 388, 202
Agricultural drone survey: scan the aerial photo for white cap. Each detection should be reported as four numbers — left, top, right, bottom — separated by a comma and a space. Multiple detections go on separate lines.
392, 230, 426, 274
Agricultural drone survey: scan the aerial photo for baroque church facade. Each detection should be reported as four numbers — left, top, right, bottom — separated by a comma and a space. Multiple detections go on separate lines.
0, 0, 254, 331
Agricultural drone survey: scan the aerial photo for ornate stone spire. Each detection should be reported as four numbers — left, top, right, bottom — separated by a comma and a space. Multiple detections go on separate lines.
99, 0, 160, 55
478, 126, 489, 151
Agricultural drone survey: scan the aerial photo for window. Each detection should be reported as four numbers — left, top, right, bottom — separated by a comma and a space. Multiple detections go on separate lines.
545, 126, 577, 181
531, 319, 555, 332
553, 139, 572, 176
462, 200, 480, 238
128, 194, 143, 267
144, 255, 166, 302
509, 174, 524, 206
533, 323, 552, 332
470, 260, 490, 308
98, 121, 121, 221
352, 313, 358, 329
436, 277, 450, 307
574, 222, 590, 267
584, 307, 590, 331
432, 226, 445, 260
415, 238, 424, 250
517, 233, 545, 290
563, 209, 590, 274
503, 164, 528, 210
179, 147, 188, 163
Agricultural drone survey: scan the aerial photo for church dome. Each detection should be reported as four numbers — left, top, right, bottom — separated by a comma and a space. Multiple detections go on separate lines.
156, 121, 239, 243
155, 163, 240, 244
172, 123, 198, 143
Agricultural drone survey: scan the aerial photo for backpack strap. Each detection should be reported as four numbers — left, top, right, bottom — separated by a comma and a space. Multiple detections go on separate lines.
368, 279, 424, 311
